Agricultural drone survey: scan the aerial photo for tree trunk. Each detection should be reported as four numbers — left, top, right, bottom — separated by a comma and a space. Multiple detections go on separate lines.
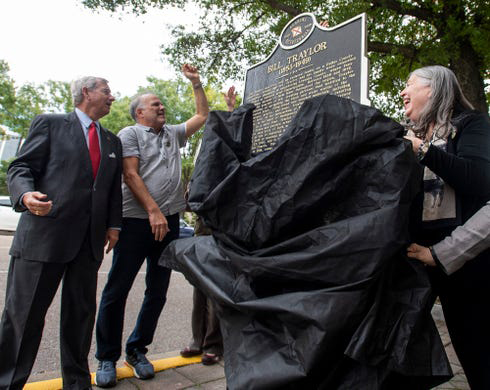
450, 40, 488, 115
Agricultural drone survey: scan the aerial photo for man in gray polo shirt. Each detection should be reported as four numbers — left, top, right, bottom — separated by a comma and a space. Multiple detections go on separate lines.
95, 64, 209, 388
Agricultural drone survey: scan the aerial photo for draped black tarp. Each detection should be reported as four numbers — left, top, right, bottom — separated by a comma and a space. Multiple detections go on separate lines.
160, 95, 452, 389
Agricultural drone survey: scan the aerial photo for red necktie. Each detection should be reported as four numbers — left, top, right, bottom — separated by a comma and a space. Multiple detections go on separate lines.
88, 122, 101, 179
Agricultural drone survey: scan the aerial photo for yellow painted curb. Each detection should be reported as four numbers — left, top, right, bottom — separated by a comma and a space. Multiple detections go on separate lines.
24, 355, 202, 390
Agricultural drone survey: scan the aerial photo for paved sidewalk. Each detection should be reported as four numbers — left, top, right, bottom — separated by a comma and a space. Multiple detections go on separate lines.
432, 304, 469, 390
24, 351, 226, 390
103, 356, 226, 390
24, 304, 467, 389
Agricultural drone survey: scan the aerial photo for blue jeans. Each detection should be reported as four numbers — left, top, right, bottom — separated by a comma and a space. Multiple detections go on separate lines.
95, 215, 179, 361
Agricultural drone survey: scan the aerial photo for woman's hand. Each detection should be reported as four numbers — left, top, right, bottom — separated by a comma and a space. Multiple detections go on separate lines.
404, 135, 423, 154
407, 243, 437, 266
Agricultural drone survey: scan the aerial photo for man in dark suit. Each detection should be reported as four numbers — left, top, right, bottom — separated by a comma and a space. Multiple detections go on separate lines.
0, 76, 122, 390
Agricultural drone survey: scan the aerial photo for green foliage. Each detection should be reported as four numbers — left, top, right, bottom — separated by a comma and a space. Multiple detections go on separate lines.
0, 60, 73, 137
45, 80, 74, 113
81, 0, 490, 115
0, 159, 12, 195
100, 95, 133, 134
0, 61, 17, 128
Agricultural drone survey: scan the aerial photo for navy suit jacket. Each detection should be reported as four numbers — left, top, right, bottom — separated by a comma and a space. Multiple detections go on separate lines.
8, 111, 122, 263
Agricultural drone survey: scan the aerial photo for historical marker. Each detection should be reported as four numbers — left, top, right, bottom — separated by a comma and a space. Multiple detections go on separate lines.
244, 13, 370, 153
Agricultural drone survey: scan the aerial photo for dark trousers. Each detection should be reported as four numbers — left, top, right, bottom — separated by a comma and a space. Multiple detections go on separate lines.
188, 288, 223, 355
431, 254, 490, 390
95, 215, 179, 361
187, 219, 222, 355
0, 236, 99, 390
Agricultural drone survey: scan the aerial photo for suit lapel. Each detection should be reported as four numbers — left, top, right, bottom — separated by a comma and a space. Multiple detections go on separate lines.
66, 112, 93, 181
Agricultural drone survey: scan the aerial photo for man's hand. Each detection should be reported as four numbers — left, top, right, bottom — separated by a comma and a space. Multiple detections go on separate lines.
105, 228, 119, 254
223, 86, 237, 112
122, 157, 170, 241
182, 63, 200, 83
23, 191, 53, 216
149, 208, 169, 241
407, 243, 436, 266
183, 63, 209, 137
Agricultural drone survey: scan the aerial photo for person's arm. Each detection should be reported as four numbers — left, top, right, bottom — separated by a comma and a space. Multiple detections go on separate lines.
8, 115, 53, 216
223, 86, 237, 112
419, 113, 490, 196
122, 156, 168, 241
407, 201, 490, 274
433, 200, 490, 273
105, 134, 123, 253
182, 63, 209, 137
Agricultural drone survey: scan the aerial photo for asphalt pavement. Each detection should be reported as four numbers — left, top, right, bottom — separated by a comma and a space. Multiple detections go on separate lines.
0, 234, 195, 379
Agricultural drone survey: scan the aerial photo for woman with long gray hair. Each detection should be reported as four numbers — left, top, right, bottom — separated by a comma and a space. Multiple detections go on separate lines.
402, 65, 490, 388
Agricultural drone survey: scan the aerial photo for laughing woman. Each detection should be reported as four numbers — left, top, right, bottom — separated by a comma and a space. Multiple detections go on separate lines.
402, 65, 490, 389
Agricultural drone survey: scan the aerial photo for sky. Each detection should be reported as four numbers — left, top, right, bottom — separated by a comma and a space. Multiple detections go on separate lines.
0, 0, 200, 97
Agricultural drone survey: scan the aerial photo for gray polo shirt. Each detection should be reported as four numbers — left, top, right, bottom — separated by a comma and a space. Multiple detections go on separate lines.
118, 123, 187, 218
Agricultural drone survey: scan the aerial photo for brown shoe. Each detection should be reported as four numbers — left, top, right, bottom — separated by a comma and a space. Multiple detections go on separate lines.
201, 353, 221, 365
180, 346, 202, 358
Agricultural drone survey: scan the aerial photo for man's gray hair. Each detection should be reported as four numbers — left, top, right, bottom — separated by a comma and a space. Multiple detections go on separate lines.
129, 93, 155, 121
408, 65, 473, 137
71, 76, 108, 106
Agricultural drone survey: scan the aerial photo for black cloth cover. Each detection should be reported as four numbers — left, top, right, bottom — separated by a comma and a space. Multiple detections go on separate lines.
161, 95, 453, 389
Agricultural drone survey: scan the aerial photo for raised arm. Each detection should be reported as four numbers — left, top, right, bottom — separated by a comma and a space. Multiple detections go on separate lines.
223, 86, 237, 112
182, 63, 209, 137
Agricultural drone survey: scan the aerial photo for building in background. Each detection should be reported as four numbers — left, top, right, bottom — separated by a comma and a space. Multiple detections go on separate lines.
0, 126, 22, 161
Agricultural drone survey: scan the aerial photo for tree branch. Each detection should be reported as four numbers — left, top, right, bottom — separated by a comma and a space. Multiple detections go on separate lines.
261, 0, 303, 17
368, 40, 418, 59
208, 11, 268, 71
370, 0, 435, 23
230, 0, 258, 14
232, 11, 268, 40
